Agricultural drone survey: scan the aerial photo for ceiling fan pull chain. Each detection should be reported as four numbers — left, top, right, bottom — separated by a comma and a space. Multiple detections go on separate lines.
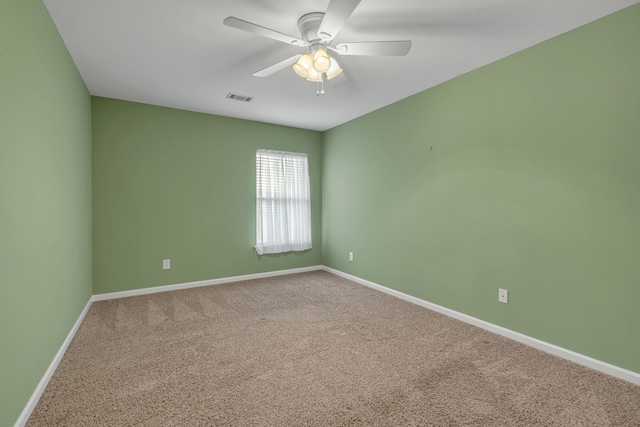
321, 79, 325, 95
316, 82, 320, 96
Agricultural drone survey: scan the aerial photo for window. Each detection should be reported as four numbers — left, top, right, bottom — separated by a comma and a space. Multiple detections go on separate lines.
256, 149, 312, 255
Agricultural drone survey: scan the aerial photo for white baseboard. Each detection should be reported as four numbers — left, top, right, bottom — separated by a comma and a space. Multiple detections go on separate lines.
14, 298, 93, 427
92, 265, 323, 301
323, 266, 640, 386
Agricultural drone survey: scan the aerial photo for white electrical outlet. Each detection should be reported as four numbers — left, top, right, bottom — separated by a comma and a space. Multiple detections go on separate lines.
498, 288, 508, 304
163, 259, 171, 270
349, 252, 354, 261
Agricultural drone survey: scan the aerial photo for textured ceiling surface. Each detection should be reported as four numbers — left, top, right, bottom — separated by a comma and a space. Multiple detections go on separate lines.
43, 0, 638, 131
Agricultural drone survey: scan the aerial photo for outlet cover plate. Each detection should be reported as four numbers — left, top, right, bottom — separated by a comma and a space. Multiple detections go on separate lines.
163, 259, 171, 270
498, 288, 508, 304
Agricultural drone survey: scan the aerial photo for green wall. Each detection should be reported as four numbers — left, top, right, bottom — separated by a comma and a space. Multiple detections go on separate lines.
0, 1, 93, 425
322, 5, 640, 374
92, 97, 323, 294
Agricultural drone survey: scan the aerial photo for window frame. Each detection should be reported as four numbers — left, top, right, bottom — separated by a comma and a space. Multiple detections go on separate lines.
255, 149, 312, 255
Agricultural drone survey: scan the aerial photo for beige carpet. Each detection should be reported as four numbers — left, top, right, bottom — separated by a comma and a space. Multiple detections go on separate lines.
27, 271, 640, 426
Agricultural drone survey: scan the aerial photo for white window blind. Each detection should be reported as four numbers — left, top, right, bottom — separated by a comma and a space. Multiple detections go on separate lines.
256, 149, 312, 255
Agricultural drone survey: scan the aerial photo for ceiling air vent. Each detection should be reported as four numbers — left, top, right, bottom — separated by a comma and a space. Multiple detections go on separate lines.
226, 93, 253, 103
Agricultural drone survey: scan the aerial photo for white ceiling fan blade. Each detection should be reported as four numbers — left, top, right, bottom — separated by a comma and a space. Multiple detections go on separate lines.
334, 41, 412, 56
317, 0, 362, 42
224, 17, 304, 46
253, 55, 303, 77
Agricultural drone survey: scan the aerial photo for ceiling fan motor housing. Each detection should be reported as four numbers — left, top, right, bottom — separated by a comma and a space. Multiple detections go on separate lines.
297, 12, 326, 45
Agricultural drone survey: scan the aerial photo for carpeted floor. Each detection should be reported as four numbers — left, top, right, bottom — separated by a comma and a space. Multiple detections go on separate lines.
27, 271, 640, 426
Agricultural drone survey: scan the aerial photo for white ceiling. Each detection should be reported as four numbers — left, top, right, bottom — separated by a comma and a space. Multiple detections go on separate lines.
43, 0, 638, 132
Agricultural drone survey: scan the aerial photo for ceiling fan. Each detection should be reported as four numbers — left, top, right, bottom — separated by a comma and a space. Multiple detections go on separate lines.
224, 0, 412, 94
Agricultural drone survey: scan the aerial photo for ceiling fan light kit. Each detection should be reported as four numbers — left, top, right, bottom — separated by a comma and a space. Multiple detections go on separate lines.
294, 49, 342, 82
312, 48, 331, 73
325, 57, 343, 80
224, 0, 411, 95
306, 67, 324, 83
293, 53, 313, 79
